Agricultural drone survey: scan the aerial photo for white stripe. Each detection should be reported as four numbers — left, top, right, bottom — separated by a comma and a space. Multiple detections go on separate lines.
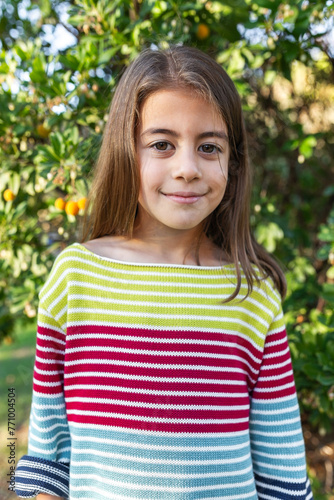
33, 378, 62, 387
263, 346, 290, 359
32, 390, 64, 399
264, 337, 287, 347
49, 266, 238, 291
31, 420, 69, 433
250, 393, 297, 404
256, 488, 306, 500
65, 383, 252, 397
267, 324, 286, 336
37, 333, 66, 345
260, 358, 291, 370
252, 469, 309, 483
29, 430, 69, 444
65, 332, 263, 361
65, 344, 258, 360
35, 354, 64, 365
64, 354, 256, 376
31, 411, 68, 422
70, 433, 250, 452
66, 331, 263, 354
68, 487, 257, 500
251, 403, 299, 415
33, 402, 65, 410
71, 446, 251, 465
64, 319, 267, 353
252, 449, 306, 460
68, 419, 250, 437
46, 265, 279, 310
69, 472, 255, 492
36, 345, 63, 355
65, 307, 266, 339
252, 381, 295, 393
57, 248, 238, 275
37, 319, 66, 336
68, 493, 257, 500
69, 280, 277, 317
65, 396, 250, 411
70, 455, 251, 476
250, 416, 301, 426
250, 428, 302, 437
64, 368, 251, 385
255, 460, 306, 471
258, 369, 293, 381
66, 409, 249, 424
28, 441, 71, 455
251, 439, 305, 448
68, 294, 271, 327
34, 366, 62, 376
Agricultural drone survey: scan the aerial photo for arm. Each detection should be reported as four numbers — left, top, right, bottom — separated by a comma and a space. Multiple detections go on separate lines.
37, 495, 64, 500
15, 253, 71, 499
250, 305, 313, 499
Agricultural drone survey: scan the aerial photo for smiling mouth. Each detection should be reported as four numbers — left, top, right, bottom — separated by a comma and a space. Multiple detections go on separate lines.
162, 192, 205, 204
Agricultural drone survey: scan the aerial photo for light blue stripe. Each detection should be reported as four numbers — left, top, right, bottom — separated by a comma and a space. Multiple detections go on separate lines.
70, 476, 258, 500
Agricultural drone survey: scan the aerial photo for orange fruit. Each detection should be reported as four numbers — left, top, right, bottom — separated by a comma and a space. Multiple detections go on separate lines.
65, 200, 79, 216
55, 198, 66, 210
4, 189, 15, 201
77, 197, 87, 210
196, 23, 210, 40
37, 124, 51, 138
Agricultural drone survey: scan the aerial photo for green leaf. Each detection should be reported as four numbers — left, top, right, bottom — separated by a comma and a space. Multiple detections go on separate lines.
50, 133, 65, 158
318, 225, 334, 243
299, 136, 317, 158
98, 47, 120, 65
255, 222, 284, 253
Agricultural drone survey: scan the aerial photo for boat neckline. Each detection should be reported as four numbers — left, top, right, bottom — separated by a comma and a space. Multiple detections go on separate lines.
74, 242, 236, 271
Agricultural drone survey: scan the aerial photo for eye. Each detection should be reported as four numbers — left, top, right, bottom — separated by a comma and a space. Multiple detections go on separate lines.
199, 144, 222, 154
151, 141, 171, 151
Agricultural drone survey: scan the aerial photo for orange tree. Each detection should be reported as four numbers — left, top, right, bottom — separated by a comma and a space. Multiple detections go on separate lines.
1, 0, 334, 441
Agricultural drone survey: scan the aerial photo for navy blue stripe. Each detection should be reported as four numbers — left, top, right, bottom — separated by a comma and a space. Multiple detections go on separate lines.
255, 472, 313, 499
15, 455, 69, 499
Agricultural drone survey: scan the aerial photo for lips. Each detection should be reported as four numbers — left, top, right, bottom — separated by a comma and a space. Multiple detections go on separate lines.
162, 191, 205, 204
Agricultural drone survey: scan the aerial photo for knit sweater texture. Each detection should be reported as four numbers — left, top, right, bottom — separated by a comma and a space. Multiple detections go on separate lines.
15, 242, 313, 499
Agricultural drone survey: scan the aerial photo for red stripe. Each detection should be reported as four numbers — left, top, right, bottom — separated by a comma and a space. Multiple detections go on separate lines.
37, 325, 66, 341
66, 413, 249, 433
252, 385, 296, 399
33, 383, 63, 394
64, 388, 249, 406
66, 325, 263, 358
65, 400, 249, 419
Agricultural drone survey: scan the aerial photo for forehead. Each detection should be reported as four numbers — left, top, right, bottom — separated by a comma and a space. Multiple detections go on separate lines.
139, 89, 227, 133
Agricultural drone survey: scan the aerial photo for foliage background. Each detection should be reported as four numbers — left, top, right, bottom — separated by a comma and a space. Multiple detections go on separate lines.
0, 0, 334, 497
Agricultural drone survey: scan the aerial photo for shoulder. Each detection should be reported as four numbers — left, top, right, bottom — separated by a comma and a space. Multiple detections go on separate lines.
38, 243, 86, 302
80, 236, 139, 262
243, 266, 282, 320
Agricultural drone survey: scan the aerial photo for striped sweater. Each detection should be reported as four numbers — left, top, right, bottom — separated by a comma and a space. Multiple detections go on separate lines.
15, 242, 313, 500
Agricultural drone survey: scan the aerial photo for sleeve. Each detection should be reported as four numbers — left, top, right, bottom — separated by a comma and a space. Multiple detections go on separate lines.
249, 302, 313, 500
15, 251, 71, 499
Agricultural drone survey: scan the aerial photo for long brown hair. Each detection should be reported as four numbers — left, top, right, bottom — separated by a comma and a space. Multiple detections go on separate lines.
81, 45, 286, 300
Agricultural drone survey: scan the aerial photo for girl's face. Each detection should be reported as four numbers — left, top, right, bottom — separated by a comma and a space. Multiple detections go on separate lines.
136, 89, 229, 237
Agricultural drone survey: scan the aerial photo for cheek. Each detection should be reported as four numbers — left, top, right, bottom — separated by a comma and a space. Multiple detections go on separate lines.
139, 158, 163, 191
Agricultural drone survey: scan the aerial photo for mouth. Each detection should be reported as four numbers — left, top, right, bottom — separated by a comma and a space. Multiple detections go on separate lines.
161, 191, 205, 204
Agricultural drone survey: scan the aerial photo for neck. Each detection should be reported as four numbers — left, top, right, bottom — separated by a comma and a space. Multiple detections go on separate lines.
132, 218, 219, 266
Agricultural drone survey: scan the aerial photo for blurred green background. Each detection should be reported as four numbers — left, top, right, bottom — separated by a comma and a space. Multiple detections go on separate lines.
0, 0, 334, 498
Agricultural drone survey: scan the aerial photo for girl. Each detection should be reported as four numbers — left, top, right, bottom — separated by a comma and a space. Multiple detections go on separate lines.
15, 45, 313, 499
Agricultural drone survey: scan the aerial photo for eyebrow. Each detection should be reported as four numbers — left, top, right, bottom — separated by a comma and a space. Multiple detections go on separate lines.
141, 128, 228, 142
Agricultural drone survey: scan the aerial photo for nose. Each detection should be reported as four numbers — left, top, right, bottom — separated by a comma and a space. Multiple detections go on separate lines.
171, 147, 202, 182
